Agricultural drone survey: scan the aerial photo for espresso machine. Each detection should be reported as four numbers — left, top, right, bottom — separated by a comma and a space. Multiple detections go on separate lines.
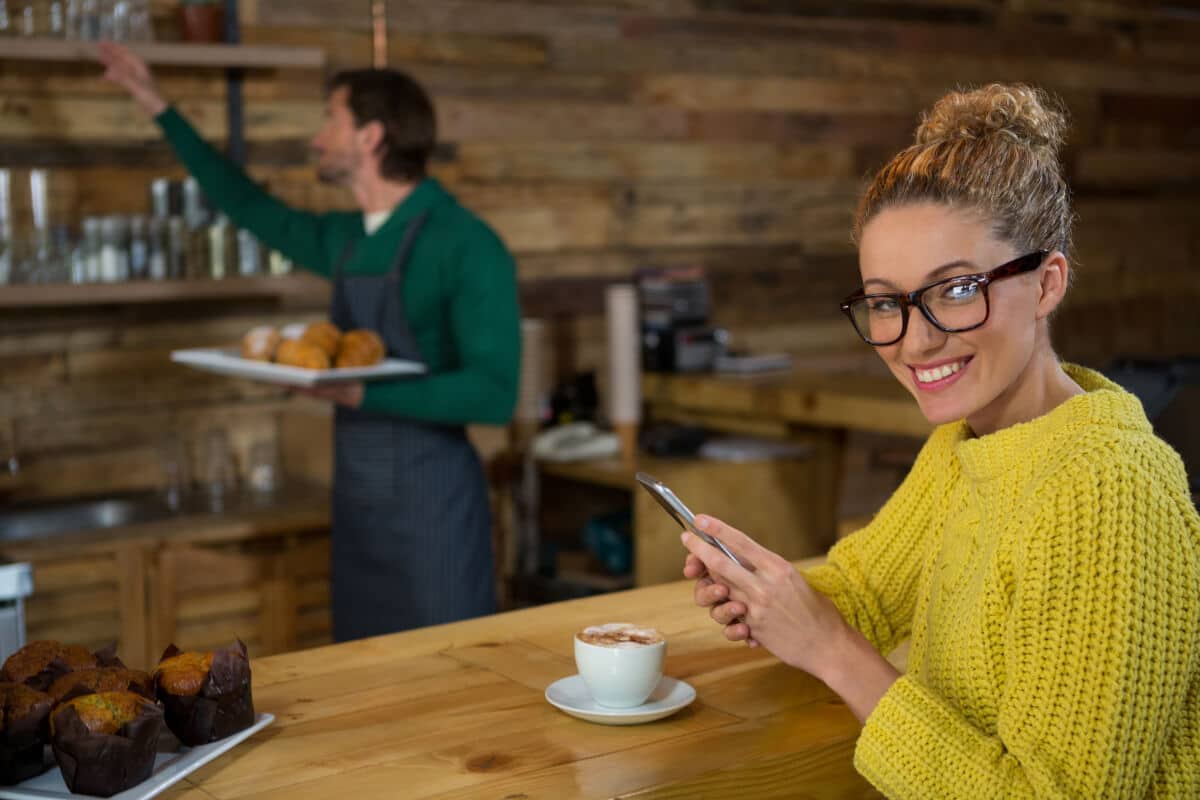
638, 267, 727, 373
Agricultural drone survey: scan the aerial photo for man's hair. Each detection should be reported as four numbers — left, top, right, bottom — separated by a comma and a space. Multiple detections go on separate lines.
328, 69, 436, 181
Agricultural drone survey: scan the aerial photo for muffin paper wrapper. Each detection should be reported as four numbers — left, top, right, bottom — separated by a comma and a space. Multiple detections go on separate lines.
157, 641, 255, 747
51, 703, 163, 798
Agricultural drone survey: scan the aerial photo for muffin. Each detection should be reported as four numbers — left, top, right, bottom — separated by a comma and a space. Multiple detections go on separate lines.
335, 329, 386, 368
2, 640, 98, 691
240, 325, 281, 362
0, 682, 54, 785
48, 667, 155, 705
154, 641, 254, 746
274, 339, 330, 370
50, 691, 162, 797
300, 321, 342, 359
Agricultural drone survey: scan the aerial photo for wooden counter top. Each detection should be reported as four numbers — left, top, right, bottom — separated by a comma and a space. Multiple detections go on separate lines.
643, 366, 931, 439
166, 557, 883, 799
0, 483, 330, 558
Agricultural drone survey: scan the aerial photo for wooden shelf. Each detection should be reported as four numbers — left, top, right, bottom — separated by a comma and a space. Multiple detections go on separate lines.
0, 38, 325, 69
0, 273, 330, 308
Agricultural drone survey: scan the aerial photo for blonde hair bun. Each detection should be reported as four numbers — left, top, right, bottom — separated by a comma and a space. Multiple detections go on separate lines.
915, 83, 1067, 160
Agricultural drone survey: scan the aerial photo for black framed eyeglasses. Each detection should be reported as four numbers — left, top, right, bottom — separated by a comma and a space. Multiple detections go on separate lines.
840, 250, 1048, 346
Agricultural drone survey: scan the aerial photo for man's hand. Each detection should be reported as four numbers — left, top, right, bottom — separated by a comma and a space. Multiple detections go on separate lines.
97, 41, 168, 117
292, 382, 365, 409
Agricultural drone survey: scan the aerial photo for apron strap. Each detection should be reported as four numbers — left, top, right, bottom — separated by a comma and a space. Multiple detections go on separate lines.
378, 211, 431, 332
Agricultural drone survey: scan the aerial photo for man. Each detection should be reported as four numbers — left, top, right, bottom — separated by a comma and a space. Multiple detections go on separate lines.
98, 44, 521, 641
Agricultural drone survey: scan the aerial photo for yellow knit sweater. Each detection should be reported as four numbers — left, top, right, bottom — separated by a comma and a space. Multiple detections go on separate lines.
804, 365, 1200, 799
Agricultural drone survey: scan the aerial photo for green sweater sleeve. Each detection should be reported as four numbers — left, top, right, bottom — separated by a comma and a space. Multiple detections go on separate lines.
853, 450, 1200, 798
359, 226, 521, 426
802, 426, 952, 655
155, 106, 341, 276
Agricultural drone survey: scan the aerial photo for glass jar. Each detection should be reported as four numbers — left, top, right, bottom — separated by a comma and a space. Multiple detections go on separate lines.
268, 249, 292, 276
236, 228, 261, 276
99, 215, 128, 282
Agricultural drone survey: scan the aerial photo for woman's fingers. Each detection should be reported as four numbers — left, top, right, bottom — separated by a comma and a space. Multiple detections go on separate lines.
680, 530, 755, 590
682, 553, 707, 580
709, 600, 746, 626
694, 515, 773, 569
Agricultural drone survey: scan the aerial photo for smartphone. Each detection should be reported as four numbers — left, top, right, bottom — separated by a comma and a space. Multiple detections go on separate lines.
635, 472, 744, 568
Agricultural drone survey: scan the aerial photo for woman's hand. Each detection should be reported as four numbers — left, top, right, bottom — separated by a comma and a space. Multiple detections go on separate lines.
681, 515, 848, 674
682, 514, 901, 722
683, 551, 758, 647
97, 41, 168, 116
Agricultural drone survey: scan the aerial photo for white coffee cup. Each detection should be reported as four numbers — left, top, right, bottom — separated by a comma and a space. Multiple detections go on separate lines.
574, 623, 666, 708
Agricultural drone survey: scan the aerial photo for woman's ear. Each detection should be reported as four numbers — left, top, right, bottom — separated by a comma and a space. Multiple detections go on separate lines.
1035, 250, 1070, 320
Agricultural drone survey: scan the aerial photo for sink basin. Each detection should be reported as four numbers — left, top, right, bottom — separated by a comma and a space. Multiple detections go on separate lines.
0, 492, 178, 542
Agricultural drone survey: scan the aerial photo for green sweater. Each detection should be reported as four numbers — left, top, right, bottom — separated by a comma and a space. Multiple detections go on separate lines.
156, 108, 520, 426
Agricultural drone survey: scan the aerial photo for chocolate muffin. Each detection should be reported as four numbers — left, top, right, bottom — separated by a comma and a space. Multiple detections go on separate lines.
1, 641, 98, 691
154, 641, 254, 746
50, 691, 163, 798
0, 682, 54, 785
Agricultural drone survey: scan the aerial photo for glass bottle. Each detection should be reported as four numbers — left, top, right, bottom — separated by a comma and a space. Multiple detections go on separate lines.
147, 216, 167, 280
128, 215, 149, 279
81, 216, 102, 282
207, 214, 233, 279
166, 215, 187, 279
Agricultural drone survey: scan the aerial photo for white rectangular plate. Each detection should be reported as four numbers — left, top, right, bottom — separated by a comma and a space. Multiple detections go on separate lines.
172, 348, 426, 387
0, 712, 274, 800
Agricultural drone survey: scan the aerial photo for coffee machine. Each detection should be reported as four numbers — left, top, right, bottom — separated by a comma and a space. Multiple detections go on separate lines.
638, 267, 727, 373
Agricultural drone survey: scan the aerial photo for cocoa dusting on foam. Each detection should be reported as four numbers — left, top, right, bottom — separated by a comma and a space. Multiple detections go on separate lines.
577, 623, 664, 648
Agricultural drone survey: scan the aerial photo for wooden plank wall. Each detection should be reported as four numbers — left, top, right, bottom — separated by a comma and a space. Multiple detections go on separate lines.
2, 0, 1198, 502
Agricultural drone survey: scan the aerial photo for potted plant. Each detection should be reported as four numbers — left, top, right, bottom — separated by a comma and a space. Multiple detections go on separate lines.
178, 0, 224, 43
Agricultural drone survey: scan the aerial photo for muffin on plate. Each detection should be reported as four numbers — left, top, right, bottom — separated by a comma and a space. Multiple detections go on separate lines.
48, 667, 155, 704
335, 329, 385, 368
274, 339, 330, 370
240, 325, 281, 362
300, 321, 342, 359
154, 641, 254, 746
50, 690, 163, 798
0, 682, 54, 785
1, 640, 98, 691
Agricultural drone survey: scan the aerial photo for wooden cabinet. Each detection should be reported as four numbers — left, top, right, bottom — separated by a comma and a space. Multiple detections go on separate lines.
4, 517, 331, 671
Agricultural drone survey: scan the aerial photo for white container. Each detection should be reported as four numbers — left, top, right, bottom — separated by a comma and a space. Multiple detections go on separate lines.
574, 628, 665, 708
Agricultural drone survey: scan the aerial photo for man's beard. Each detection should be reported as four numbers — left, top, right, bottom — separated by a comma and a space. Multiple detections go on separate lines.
316, 163, 352, 185
315, 152, 356, 185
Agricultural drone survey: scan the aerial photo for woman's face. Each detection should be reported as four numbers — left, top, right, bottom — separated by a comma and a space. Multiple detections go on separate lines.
857, 203, 1057, 428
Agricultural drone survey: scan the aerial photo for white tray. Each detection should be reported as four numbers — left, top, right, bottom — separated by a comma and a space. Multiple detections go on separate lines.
0, 712, 274, 800
172, 348, 426, 387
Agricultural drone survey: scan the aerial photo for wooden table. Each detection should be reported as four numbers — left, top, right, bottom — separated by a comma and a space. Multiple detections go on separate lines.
167, 557, 884, 799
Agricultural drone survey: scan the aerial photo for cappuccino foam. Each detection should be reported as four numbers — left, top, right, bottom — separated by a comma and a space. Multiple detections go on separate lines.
577, 622, 664, 648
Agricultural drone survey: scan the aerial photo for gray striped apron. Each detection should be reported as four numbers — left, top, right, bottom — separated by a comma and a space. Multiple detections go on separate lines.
329, 212, 496, 642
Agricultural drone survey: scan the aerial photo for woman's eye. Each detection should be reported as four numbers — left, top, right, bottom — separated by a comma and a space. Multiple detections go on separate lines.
868, 298, 900, 313
943, 281, 979, 301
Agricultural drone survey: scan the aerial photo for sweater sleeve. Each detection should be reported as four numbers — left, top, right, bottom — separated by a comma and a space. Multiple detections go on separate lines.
155, 106, 342, 276
854, 448, 1200, 799
801, 426, 951, 655
359, 224, 521, 425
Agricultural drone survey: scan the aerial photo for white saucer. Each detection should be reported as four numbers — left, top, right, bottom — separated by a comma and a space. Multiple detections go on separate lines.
545, 675, 696, 725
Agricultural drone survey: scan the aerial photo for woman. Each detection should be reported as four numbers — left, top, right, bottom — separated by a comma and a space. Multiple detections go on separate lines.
682, 84, 1199, 798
